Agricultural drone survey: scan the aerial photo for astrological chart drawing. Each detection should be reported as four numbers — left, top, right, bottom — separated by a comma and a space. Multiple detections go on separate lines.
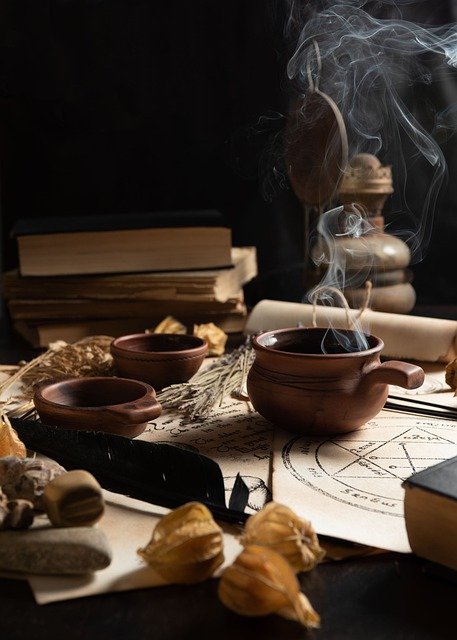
273, 412, 457, 552
139, 396, 273, 512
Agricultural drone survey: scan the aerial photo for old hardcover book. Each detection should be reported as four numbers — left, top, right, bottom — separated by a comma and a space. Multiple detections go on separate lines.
14, 312, 248, 348
2, 247, 257, 304
12, 210, 232, 276
403, 456, 457, 570
7, 295, 245, 321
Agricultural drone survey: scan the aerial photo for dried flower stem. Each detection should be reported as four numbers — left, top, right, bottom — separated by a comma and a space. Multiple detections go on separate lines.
157, 341, 255, 420
0, 336, 115, 419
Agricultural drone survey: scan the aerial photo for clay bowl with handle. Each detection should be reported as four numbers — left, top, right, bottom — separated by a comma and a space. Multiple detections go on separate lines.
110, 333, 208, 389
33, 376, 162, 438
247, 327, 425, 436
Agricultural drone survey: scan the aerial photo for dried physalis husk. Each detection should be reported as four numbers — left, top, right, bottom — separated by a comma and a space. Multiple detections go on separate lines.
137, 501, 224, 584
0, 416, 26, 458
218, 545, 320, 629
193, 322, 228, 356
240, 501, 325, 573
150, 316, 187, 335
445, 359, 457, 396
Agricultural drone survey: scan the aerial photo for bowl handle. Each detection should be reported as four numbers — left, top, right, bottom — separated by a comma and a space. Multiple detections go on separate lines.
364, 361, 425, 390
107, 396, 162, 423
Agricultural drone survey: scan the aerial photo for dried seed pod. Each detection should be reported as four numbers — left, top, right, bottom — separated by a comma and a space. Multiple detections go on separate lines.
0, 418, 26, 458
218, 545, 320, 629
138, 501, 224, 584
193, 323, 227, 356
240, 502, 325, 573
0, 489, 9, 528
445, 359, 457, 395
0, 456, 66, 510
150, 316, 187, 335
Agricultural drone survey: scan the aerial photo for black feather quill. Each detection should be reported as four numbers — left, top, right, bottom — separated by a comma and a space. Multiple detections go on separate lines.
11, 418, 249, 525
228, 473, 250, 512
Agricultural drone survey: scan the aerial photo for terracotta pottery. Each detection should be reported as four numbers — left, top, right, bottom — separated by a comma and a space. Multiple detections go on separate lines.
34, 377, 162, 438
247, 327, 425, 436
285, 90, 348, 209
110, 333, 208, 389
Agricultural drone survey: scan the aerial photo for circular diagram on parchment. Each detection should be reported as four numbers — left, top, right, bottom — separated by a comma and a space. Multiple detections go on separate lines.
282, 415, 457, 518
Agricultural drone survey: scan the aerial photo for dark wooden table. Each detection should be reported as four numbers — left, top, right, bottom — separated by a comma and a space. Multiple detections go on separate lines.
0, 307, 456, 640
1, 553, 456, 640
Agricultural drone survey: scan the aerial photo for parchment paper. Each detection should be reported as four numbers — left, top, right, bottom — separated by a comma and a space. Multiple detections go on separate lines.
29, 490, 243, 605
137, 395, 273, 512
27, 396, 273, 604
273, 400, 457, 553
245, 300, 457, 362
20, 359, 457, 600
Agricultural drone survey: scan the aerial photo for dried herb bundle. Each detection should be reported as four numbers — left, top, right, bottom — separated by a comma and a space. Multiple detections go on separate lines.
0, 336, 114, 419
157, 341, 255, 420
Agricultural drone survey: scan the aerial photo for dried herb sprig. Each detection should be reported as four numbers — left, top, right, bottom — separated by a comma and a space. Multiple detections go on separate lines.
0, 336, 114, 419
157, 341, 255, 420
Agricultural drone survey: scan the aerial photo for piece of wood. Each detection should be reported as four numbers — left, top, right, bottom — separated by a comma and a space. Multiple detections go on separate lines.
284, 90, 348, 209
43, 470, 105, 527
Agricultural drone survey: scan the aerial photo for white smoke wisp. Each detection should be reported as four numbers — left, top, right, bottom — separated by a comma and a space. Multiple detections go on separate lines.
284, 0, 457, 262
307, 204, 374, 352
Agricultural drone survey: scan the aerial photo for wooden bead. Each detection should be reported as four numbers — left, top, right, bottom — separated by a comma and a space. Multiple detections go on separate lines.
43, 470, 105, 527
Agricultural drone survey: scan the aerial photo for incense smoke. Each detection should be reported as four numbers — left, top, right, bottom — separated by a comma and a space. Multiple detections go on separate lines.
284, 0, 456, 259
280, 0, 457, 351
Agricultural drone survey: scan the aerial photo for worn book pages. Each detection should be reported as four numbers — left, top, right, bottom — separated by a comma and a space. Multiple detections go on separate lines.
21, 361, 457, 601
29, 490, 244, 605
27, 397, 273, 604
245, 299, 457, 362
273, 391, 457, 553
3, 247, 257, 303
138, 396, 273, 513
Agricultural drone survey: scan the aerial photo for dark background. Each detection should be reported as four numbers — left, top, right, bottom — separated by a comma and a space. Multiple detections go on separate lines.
0, 0, 456, 306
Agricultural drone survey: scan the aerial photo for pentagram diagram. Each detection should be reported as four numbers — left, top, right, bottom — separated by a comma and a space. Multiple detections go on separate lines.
282, 415, 457, 518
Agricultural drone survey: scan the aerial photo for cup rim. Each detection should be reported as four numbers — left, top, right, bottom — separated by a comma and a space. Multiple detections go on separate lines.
251, 326, 384, 358
110, 332, 208, 357
34, 376, 155, 412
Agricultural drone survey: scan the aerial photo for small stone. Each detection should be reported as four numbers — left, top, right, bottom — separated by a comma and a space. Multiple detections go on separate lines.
0, 526, 112, 575
0, 456, 66, 510
4, 499, 35, 530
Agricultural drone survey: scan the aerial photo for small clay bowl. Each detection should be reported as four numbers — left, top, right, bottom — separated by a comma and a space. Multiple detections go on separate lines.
110, 333, 208, 389
33, 376, 162, 438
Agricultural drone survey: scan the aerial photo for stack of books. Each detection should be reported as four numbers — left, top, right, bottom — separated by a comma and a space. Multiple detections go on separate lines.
2, 210, 257, 347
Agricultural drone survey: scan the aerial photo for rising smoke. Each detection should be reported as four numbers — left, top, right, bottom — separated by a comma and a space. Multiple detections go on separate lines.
284, 0, 457, 260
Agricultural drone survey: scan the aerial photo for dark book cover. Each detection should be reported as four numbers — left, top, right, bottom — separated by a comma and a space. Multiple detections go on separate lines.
403, 456, 457, 501
11, 209, 229, 237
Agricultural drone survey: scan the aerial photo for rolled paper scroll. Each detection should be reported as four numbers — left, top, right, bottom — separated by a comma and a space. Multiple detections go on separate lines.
244, 300, 457, 363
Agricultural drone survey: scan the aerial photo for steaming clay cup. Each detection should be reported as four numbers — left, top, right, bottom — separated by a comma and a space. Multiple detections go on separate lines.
247, 327, 425, 436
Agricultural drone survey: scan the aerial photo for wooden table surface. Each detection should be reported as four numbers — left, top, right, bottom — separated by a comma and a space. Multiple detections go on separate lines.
0, 307, 456, 640
1, 553, 456, 640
